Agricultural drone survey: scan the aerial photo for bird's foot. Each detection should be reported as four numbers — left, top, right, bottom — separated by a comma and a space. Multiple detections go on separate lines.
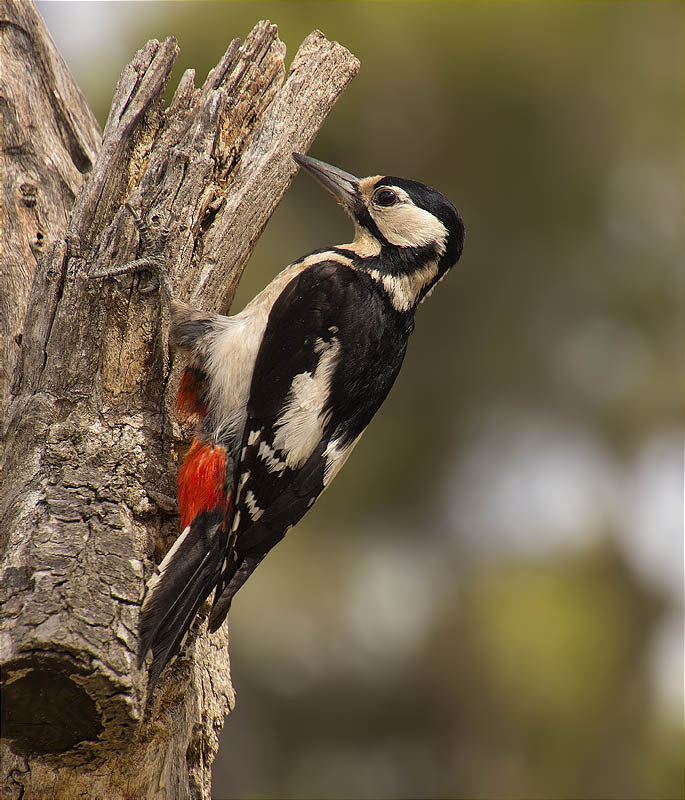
89, 203, 174, 303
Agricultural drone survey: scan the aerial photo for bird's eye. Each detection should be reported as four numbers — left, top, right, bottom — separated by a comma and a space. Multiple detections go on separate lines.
374, 188, 398, 207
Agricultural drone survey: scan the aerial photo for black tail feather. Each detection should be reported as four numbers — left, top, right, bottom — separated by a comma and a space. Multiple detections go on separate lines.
208, 554, 264, 632
139, 512, 226, 692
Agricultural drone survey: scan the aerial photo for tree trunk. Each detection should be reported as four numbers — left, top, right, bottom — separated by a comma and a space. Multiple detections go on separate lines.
0, 2, 359, 797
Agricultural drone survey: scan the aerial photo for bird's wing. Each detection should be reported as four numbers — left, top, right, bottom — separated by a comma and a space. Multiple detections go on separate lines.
208, 260, 409, 629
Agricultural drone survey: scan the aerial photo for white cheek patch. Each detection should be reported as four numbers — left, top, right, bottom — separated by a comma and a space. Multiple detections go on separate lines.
370, 191, 448, 252
374, 204, 448, 250
273, 337, 341, 470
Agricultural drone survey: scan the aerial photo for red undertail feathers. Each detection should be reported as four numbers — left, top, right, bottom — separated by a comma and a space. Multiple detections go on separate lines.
176, 366, 208, 422
138, 437, 232, 689
177, 438, 231, 531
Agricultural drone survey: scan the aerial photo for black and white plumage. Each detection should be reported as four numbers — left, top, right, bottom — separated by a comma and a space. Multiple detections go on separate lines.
136, 153, 465, 690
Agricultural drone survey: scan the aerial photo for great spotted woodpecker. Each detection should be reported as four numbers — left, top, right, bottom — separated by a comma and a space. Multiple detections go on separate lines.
98, 154, 464, 690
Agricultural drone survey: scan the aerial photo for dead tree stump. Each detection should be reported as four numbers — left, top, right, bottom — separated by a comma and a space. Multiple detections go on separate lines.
0, 1, 359, 797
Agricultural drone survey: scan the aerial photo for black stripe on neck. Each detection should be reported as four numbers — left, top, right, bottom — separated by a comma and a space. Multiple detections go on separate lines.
360, 242, 440, 276
355, 206, 390, 246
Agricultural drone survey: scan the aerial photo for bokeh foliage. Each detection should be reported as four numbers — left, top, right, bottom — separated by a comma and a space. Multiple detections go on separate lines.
42, 1, 682, 797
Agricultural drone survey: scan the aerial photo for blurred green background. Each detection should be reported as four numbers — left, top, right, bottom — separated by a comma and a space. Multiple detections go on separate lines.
40, 2, 682, 797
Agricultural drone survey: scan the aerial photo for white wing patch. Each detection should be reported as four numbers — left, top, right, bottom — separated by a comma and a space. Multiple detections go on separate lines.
244, 490, 264, 521
273, 337, 341, 470
258, 440, 287, 474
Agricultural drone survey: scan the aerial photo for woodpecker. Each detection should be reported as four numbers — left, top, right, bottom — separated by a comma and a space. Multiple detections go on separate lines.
104, 154, 464, 690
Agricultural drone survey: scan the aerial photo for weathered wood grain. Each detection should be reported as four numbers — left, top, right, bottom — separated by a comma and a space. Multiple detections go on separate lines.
0, 0, 101, 421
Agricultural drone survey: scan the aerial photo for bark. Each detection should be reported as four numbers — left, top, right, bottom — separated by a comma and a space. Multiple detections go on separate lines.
0, 2, 359, 797
0, 0, 101, 426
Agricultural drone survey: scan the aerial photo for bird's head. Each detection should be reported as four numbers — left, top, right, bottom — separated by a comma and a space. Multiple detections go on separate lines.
293, 153, 464, 312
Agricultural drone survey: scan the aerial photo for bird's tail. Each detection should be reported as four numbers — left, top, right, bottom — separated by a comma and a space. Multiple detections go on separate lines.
138, 512, 226, 692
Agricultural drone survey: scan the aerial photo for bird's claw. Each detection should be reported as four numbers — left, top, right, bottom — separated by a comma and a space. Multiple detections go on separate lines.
139, 277, 160, 295
89, 204, 174, 303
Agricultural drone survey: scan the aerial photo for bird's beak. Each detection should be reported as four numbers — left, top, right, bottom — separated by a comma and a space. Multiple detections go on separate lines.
293, 153, 360, 211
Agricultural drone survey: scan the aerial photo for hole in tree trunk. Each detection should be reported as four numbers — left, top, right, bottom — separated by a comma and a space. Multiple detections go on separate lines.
1, 665, 103, 755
